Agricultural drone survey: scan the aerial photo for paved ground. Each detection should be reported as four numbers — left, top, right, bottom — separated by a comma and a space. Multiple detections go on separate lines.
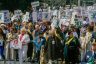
0, 60, 64, 64
0, 61, 38, 64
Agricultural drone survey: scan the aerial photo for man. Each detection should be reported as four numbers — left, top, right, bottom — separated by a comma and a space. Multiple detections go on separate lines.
81, 40, 96, 64
33, 32, 46, 63
45, 29, 63, 64
32, 24, 40, 61
64, 31, 81, 64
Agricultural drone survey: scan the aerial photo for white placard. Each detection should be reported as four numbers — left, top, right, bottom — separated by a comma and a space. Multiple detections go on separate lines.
31, 1, 39, 7
42, 12, 49, 20
10, 39, 22, 49
37, 11, 42, 21
88, 10, 96, 22
0, 10, 10, 23
22, 12, 29, 22
14, 10, 22, 20
71, 11, 77, 25
0, 13, 4, 23
32, 12, 37, 22
52, 10, 58, 16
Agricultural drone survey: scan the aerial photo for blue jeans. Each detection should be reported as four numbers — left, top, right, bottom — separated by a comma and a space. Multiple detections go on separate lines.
0, 46, 4, 59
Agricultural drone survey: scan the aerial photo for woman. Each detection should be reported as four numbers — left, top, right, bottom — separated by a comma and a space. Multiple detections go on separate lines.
85, 26, 92, 52
6, 27, 18, 64
80, 33, 86, 61
18, 27, 30, 64
27, 23, 33, 60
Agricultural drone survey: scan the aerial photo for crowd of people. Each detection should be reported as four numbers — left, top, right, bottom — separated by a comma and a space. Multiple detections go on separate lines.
0, 16, 96, 64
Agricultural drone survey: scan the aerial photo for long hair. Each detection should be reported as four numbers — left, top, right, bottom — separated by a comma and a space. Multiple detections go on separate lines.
0, 28, 4, 35
0, 28, 6, 40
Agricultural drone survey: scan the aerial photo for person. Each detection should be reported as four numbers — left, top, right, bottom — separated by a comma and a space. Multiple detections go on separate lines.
80, 25, 86, 37
85, 26, 92, 52
72, 28, 78, 38
80, 33, 86, 61
0, 28, 5, 59
27, 23, 33, 61
92, 26, 96, 41
33, 32, 46, 63
18, 27, 30, 64
81, 40, 96, 64
32, 24, 40, 39
64, 31, 81, 64
45, 29, 63, 64
6, 27, 17, 64
32, 24, 40, 60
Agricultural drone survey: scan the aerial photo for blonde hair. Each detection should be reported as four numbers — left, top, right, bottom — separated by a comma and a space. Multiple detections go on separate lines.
28, 23, 32, 27
21, 27, 26, 32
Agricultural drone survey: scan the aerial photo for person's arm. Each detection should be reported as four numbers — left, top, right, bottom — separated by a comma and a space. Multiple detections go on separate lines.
32, 37, 38, 46
32, 30, 35, 39
75, 37, 81, 49
38, 37, 46, 48
22, 34, 30, 44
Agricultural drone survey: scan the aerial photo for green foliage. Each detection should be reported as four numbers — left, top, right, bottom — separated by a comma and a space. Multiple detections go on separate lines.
0, 0, 95, 12
0, 0, 34, 12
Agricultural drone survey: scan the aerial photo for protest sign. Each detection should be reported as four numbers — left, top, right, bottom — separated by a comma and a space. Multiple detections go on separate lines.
0, 10, 10, 23
42, 11, 49, 21
22, 12, 29, 22
37, 11, 42, 21
31, 1, 39, 7
14, 10, 22, 20
0, 13, 4, 23
10, 39, 22, 49
88, 10, 96, 22
32, 12, 37, 22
